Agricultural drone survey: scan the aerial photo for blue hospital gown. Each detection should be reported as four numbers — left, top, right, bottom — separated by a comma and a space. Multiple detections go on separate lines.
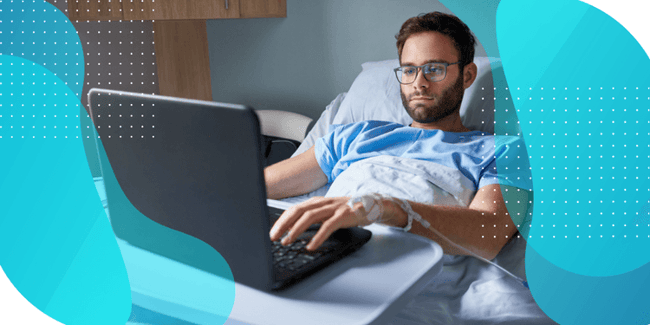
314, 120, 532, 192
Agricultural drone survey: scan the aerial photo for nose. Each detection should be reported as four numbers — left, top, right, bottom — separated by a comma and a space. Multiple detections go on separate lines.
412, 67, 430, 89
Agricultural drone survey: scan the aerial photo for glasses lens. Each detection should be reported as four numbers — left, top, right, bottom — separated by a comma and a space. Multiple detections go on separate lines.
396, 63, 449, 84
397, 66, 418, 84
423, 63, 446, 82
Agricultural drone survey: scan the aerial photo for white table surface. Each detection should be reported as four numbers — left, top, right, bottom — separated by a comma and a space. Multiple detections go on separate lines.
117, 199, 444, 325
226, 224, 444, 325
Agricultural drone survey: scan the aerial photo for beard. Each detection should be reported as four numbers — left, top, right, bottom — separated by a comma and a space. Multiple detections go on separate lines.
400, 73, 465, 124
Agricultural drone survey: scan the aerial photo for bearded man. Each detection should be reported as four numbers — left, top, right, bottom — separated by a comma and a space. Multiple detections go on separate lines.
264, 12, 527, 262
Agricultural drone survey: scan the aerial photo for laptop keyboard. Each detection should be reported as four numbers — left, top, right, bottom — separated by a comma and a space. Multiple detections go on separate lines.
267, 205, 372, 289
271, 238, 336, 271
268, 206, 337, 272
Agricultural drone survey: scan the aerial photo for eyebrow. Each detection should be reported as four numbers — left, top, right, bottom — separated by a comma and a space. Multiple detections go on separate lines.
400, 59, 453, 66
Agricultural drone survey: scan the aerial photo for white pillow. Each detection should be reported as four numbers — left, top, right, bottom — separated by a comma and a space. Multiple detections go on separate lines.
294, 57, 500, 157
331, 59, 413, 127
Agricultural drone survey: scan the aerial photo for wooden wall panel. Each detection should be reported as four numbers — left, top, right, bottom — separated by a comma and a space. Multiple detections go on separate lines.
240, 0, 286, 18
123, 0, 240, 20
153, 20, 213, 101
68, 0, 124, 21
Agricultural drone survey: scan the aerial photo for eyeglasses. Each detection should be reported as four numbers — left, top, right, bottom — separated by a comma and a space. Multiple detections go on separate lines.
393, 61, 460, 84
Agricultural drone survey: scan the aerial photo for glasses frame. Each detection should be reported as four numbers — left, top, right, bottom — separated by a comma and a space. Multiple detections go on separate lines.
393, 61, 460, 84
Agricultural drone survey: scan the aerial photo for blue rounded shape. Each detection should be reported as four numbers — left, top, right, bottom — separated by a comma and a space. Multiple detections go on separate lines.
0, 54, 132, 324
497, 0, 650, 323
0, 0, 85, 99
498, 0, 650, 277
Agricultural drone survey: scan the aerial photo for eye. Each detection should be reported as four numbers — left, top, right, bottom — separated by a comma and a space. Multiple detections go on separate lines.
402, 67, 417, 75
424, 64, 444, 75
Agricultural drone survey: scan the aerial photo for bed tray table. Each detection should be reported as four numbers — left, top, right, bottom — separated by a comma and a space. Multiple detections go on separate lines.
119, 200, 444, 325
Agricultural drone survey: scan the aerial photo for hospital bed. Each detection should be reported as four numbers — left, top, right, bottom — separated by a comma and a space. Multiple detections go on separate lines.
257, 57, 557, 325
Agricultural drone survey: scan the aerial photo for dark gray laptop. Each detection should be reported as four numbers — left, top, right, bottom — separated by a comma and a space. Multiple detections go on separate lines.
87, 88, 372, 291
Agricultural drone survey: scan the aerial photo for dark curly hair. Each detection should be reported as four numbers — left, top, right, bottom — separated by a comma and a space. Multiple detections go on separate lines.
396, 12, 476, 68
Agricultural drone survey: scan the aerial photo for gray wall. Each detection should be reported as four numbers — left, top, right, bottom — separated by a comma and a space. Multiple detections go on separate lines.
207, 0, 487, 120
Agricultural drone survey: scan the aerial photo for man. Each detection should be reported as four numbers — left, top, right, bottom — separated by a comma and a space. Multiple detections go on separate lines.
265, 12, 529, 261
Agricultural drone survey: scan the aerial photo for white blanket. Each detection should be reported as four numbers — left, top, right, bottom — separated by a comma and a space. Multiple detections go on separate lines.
325, 155, 475, 207
280, 156, 556, 325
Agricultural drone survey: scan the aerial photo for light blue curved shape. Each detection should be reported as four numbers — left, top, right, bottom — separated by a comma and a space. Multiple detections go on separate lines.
498, 0, 650, 277
95, 132, 236, 324
525, 242, 650, 325
497, 0, 650, 323
1, 2, 236, 323
0, 0, 85, 99
0, 54, 131, 324
438, 0, 501, 58
440, 0, 534, 239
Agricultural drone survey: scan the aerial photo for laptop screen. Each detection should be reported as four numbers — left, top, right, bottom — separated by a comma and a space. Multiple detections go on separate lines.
89, 89, 276, 290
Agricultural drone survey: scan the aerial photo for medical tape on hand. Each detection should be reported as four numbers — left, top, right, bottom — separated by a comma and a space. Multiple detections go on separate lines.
347, 193, 385, 223
347, 193, 421, 231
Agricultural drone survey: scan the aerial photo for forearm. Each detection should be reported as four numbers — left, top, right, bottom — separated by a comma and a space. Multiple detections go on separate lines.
414, 204, 514, 259
379, 185, 520, 260
264, 146, 328, 199
381, 201, 514, 259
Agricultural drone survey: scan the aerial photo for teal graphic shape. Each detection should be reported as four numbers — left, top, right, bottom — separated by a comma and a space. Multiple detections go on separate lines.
2, 1, 236, 322
438, 0, 501, 58
0, 0, 102, 178
525, 242, 650, 324
497, 0, 650, 277
440, 0, 534, 236
0, 0, 85, 99
0, 54, 131, 324
497, 0, 650, 323
96, 137, 236, 324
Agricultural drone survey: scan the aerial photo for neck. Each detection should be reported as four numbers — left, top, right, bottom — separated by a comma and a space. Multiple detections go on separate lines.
410, 112, 471, 132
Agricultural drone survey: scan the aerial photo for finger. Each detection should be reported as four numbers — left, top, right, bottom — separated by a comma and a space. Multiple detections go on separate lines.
283, 202, 339, 245
306, 208, 349, 250
269, 205, 302, 241
269, 197, 326, 241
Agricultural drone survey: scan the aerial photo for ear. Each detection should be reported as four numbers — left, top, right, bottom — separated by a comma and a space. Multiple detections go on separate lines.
462, 62, 478, 89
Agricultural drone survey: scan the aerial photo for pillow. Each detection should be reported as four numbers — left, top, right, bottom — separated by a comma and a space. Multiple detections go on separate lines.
293, 57, 500, 157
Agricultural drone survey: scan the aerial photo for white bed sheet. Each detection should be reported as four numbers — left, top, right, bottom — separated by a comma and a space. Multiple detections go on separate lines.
386, 241, 557, 325
278, 160, 557, 325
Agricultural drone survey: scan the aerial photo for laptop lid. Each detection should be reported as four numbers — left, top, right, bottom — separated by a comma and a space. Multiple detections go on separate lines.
88, 88, 275, 290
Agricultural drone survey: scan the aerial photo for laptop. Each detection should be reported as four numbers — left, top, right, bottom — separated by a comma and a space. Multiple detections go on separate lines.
87, 89, 372, 291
